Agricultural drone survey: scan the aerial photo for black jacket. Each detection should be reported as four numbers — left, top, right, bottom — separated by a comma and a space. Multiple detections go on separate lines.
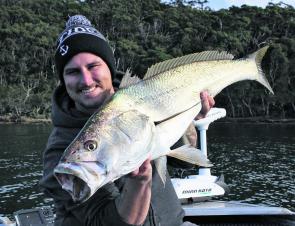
39, 86, 185, 226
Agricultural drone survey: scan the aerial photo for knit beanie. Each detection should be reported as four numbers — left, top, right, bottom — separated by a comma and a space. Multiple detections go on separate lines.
54, 15, 116, 83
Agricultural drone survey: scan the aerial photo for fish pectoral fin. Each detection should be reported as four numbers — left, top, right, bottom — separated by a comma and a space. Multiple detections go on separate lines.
154, 156, 167, 186
167, 144, 213, 167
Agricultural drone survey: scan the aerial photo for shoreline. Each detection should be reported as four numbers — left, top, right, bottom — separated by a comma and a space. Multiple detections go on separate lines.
1, 115, 295, 124
217, 117, 295, 124
0, 116, 51, 124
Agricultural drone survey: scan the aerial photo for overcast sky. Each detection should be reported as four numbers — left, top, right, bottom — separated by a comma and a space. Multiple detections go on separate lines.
206, 0, 295, 10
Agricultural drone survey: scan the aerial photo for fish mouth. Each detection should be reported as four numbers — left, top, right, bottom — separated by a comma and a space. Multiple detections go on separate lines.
54, 162, 106, 203
55, 173, 90, 202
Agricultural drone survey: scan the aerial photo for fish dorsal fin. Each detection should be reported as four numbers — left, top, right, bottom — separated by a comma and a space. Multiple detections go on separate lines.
144, 50, 234, 79
119, 69, 142, 88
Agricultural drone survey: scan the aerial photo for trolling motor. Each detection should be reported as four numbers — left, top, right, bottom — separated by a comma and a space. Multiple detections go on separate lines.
171, 108, 229, 202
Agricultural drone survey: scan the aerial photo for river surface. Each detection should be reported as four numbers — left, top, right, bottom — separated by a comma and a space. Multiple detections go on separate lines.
0, 122, 294, 217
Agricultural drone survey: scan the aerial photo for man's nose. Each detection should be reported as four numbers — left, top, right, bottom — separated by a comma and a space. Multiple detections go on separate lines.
80, 68, 93, 85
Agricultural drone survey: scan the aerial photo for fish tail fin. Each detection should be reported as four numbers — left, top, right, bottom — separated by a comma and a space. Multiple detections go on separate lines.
248, 46, 274, 94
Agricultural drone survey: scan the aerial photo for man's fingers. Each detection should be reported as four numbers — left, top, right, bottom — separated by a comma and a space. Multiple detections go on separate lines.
130, 157, 152, 178
208, 94, 215, 108
195, 91, 215, 120
130, 169, 139, 176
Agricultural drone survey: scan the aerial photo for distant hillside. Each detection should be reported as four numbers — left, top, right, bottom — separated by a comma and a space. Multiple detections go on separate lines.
0, 0, 294, 121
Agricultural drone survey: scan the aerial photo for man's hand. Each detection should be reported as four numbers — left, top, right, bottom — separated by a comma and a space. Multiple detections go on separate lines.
116, 158, 152, 225
195, 91, 215, 120
130, 157, 152, 184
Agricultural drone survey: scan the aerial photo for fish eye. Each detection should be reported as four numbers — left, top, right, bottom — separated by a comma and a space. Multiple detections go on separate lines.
84, 140, 97, 151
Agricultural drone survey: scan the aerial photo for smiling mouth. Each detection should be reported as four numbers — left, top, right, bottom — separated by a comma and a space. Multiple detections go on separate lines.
81, 86, 96, 94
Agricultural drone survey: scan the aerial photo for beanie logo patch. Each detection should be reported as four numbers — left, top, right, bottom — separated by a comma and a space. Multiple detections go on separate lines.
60, 44, 69, 56
56, 26, 106, 50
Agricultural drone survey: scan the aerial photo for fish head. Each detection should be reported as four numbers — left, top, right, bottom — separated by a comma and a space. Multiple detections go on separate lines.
54, 108, 155, 202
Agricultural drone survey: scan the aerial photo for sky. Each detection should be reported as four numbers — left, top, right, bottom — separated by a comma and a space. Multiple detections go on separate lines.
207, 0, 295, 10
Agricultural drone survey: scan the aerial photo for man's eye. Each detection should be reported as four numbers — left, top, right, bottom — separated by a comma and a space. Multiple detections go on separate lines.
84, 140, 97, 151
65, 69, 79, 75
88, 64, 100, 70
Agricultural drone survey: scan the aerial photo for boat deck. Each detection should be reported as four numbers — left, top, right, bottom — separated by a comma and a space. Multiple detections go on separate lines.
183, 201, 295, 226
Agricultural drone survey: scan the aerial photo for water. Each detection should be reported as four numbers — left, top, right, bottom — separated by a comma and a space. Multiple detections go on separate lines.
0, 123, 52, 217
208, 123, 295, 210
0, 123, 294, 217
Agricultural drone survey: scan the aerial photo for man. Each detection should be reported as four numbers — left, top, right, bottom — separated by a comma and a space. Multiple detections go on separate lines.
40, 15, 214, 226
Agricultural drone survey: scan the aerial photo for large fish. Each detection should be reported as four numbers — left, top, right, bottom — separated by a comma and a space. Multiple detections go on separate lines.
54, 46, 273, 202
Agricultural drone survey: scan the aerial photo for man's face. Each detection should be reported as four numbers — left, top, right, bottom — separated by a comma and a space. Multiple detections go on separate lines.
63, 52, 114, 113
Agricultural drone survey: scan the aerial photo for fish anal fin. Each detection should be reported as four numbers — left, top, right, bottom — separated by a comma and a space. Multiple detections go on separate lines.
168, 144, 213, 167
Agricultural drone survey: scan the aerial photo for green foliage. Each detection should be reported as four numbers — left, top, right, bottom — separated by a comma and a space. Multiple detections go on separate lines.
0, 0, 294, 119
